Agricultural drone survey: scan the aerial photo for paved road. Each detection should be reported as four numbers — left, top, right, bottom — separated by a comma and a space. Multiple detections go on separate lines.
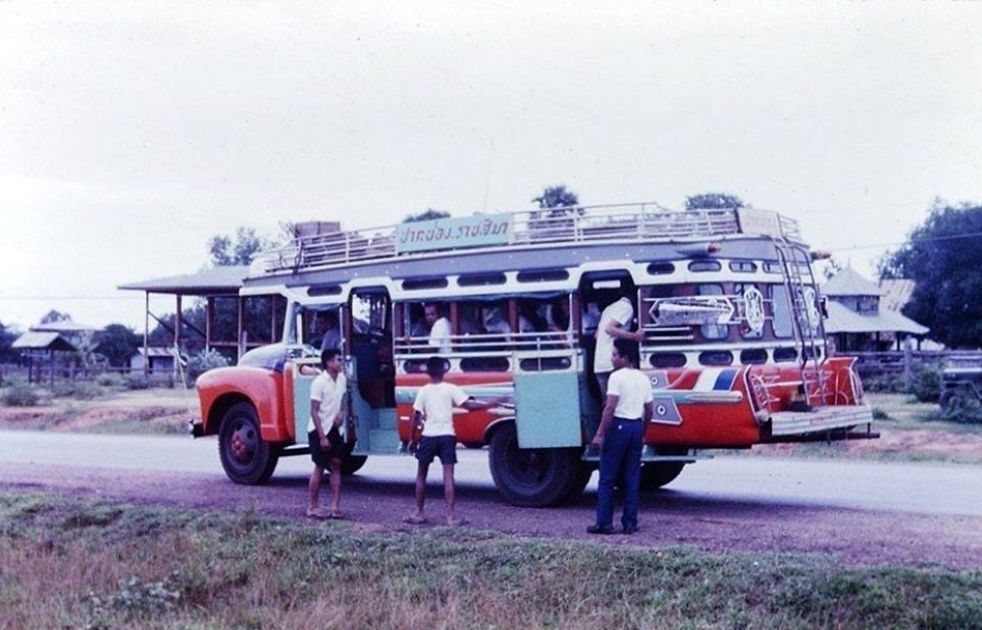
2, 430, 981, 569
2, 430, 980, 517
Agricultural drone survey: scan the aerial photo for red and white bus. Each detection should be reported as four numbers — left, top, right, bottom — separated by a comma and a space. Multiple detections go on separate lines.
192, 202, 875, 506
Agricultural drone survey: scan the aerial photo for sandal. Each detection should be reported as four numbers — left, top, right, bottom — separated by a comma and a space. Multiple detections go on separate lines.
403, 514, 428, 524
306, 507, 331, 519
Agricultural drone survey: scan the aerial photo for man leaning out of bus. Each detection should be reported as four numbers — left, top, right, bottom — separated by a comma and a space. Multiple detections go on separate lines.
588, 338, 653, 535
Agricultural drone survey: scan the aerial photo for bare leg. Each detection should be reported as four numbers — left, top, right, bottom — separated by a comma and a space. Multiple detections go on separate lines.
409, 461, 430, 522
328, 458, 342, 516
442, 463, 457, 524
308, 464, 325, 511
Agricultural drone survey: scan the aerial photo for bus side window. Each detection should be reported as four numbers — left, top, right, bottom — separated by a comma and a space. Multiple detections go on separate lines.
698, 284, 729, 341
769, 285, 794, 338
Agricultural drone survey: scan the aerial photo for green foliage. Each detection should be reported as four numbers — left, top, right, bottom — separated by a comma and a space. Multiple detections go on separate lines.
858, 372, 905, 393
40, 310, 72, 325
879, 201, 982, 348
685, 192, 746, 210
0, 320, 21, 363
185, 349, 229, 386
125, 374, 151, 390
208, 226, 270, 266
97, 324, 141, 368
403, 208, 452, 223
871, 406, 890, 420
1, 492, 980, 629
52, 380, 105, 400
941, 392, 982, 424
2, 382, 42, 406
95, 372, 125, 388
909, 363, 943, 403
532, 185, 579, 209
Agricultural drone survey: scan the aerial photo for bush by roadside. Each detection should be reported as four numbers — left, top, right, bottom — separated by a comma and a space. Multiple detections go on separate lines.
185, 349, 229, 386
2, 382, 47, 407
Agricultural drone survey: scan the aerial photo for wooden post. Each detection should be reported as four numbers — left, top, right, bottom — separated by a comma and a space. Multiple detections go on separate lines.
175, 294, 183, 383
237, 296, 245, 360
205, 296, 213, 353
903, 339, 913, 391
144, 291, 150, 379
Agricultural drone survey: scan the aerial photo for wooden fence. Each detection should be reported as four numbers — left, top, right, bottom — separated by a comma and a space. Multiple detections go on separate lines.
0, 363, 177, 388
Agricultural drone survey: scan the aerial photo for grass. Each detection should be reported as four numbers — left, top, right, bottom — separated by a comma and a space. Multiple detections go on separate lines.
0, 491, 980, 629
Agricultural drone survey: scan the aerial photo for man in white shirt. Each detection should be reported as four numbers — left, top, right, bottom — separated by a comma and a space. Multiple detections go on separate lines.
588, 338, 653, 535
404, 356, 501, 526
594, 294, 644, 398
424, 303, 452, 354
307, 349, 349, 519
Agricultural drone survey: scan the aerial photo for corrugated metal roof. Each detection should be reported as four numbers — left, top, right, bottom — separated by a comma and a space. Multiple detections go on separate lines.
824, 301, 928, 334
118, 265, 251, 295
32, 321, 99, 333
879, 278, 916, 313
822, 267, 884, 297
11, 331, 77, 351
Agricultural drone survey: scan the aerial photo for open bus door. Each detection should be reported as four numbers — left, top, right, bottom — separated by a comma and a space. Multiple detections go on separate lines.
347, 287, 400, 456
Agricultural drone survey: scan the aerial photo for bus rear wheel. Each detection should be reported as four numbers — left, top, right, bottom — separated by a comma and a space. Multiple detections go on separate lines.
218, 402, 278, 485
488, 423, 580, 507
639, 462, 685, 491
341, 454, 368, 476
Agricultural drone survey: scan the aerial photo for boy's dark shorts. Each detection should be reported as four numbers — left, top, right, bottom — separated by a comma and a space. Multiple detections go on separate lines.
308, 427, 345, 467
415, 435, 457, 465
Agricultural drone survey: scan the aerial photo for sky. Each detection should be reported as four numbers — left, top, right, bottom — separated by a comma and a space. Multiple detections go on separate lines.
1, 1, 980, 332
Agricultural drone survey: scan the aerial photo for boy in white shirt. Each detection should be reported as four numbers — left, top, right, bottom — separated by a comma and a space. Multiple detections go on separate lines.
307, 349, 349, 519
405, 356, 501, 526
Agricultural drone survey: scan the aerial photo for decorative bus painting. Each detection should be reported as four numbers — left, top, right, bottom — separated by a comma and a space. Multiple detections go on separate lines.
192, 203, 876, 507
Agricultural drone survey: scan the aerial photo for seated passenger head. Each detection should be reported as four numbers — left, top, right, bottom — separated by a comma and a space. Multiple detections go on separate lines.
426, 356, 447, 378
424, 303, 443, 326
321, 348, 342, 369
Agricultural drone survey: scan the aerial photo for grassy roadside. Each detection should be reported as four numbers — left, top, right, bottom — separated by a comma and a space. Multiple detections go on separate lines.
1, 492, 979, 629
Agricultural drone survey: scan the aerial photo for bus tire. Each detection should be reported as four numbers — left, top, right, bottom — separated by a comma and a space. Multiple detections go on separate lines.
639, 462, 685, 491
488, 423, 580, 507
563, 462, 595, 504
341, 454, 368, 476
218, 402, 278, 485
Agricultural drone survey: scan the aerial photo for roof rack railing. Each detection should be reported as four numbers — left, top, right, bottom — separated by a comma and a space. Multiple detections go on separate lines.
254, 202, 802, 275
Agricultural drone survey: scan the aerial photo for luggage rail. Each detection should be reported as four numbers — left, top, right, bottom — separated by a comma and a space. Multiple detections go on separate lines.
254, 202, 804, 275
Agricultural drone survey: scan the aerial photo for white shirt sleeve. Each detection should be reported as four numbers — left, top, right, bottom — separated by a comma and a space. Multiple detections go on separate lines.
450, 384, 471, 406
310, 373, 325, 401
413, 386, 426, 414
606, 370, 624, 398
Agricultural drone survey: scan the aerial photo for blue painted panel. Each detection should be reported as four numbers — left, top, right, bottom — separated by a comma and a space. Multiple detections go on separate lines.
514, 371, 581, 448
293, 369, 315, 442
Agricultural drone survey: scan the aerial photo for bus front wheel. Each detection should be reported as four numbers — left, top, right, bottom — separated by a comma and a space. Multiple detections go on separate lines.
488, 423, 580, 507
218, 402, 278, 485
639, 462, 685, 491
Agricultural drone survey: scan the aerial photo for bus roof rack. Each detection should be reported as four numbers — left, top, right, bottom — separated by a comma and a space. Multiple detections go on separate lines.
254, 202, 803, 276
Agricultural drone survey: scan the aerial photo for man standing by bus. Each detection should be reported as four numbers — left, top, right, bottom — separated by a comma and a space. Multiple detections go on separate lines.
307, 348, 348, 519
405, 356, 500, 526
594, 293, 644, 397
588, 338, 653, 535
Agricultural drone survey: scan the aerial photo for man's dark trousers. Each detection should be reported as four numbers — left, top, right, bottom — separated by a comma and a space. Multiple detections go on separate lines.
595, 418, 644, 530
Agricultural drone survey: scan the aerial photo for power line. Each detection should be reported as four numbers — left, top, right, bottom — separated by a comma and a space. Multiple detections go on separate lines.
823, 231, 982, 253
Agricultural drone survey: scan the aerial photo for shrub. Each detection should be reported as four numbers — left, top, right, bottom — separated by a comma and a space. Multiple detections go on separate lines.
95, 373, 125, 388
942, 393, 982, 424
125, 375, 150, 390
908, 362, 943, 403
185, 350, 229, 386
52, 380, 105, 400
871, 406, 890, 420
2, 383, 41, 406
859, 372, 905, 394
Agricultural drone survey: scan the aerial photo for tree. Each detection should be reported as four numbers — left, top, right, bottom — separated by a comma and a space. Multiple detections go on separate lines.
208, 227, 267, 266
96, 324, 141, 367
40, 310, 72, 324
403, 209, 452, 223
532, 185, 579, 210
0, 320, 20, 364
878, 201, 982, 348
685, 193, 746, 210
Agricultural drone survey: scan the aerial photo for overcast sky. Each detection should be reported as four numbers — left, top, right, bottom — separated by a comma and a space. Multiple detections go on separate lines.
1, 2, 980, 331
